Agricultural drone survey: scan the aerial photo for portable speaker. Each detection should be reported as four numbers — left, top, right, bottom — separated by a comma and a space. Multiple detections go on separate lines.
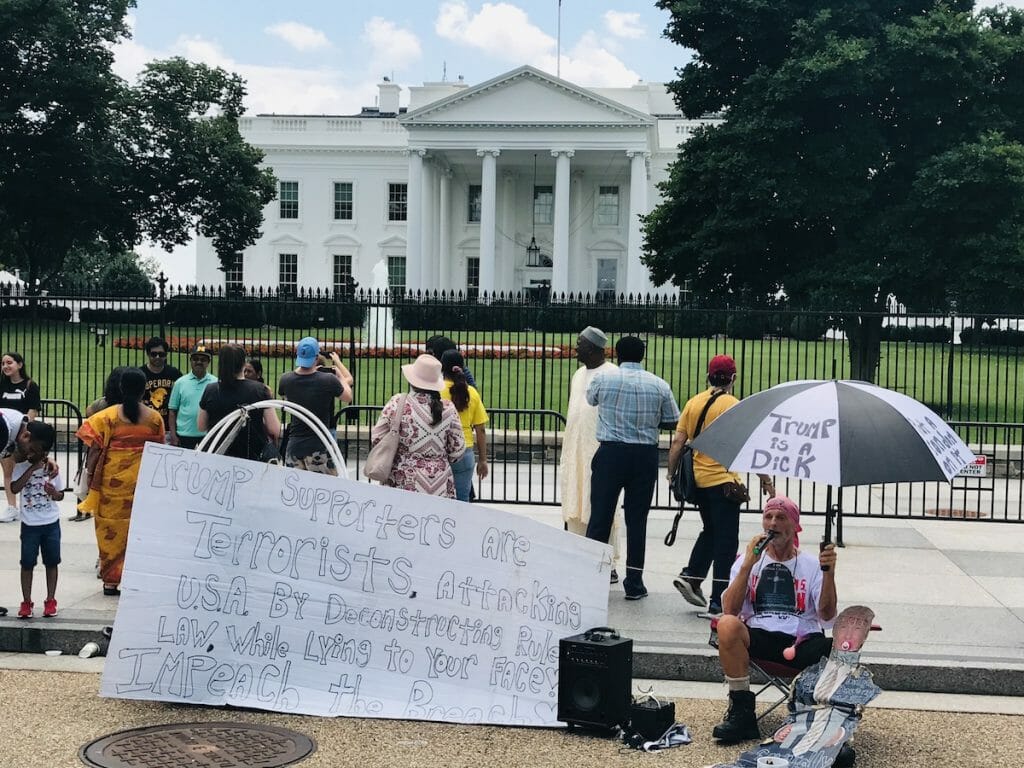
558, 627, 633, 730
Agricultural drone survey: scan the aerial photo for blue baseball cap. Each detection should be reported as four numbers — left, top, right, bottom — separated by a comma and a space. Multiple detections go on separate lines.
295, 336, 320, 368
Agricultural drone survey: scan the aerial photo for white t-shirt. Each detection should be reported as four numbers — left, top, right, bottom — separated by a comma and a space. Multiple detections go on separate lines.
14, 461, 63, 526
731, 550, 828, 637
1, 408, 24, 457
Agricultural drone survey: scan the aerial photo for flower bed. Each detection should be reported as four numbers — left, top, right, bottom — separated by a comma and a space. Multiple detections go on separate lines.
113, 336, 576, 359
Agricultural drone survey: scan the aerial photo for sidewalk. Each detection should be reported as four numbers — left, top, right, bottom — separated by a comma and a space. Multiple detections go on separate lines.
1, 497, 1022, 697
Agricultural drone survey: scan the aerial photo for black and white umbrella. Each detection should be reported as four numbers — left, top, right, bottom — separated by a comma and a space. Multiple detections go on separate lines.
691, 379, 974, 544
691, 379, 974, 487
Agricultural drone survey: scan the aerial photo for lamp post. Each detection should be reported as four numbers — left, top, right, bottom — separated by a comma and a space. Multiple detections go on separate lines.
526, 236, 541, 267
526, 154, 542, 268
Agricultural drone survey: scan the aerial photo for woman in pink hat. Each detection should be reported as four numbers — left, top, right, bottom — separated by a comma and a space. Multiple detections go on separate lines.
370, 354, 466, 497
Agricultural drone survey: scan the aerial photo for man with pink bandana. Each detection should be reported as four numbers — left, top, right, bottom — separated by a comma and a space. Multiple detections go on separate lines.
711, 495, 838, 743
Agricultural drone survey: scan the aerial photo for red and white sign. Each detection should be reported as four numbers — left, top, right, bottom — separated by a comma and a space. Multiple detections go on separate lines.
957, 455, 988, 478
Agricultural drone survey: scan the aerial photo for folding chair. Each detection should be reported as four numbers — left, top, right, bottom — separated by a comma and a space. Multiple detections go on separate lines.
708, 617, 882, 722
708, 618, 799, 721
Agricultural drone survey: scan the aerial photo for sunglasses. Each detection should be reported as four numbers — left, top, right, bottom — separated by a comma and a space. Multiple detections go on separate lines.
149, 351, 167, 358
191, 357, 209, 363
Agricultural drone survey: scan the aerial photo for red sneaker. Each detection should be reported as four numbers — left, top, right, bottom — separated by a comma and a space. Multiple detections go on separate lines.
43, 599, 57, 618
17, 601, 33, 619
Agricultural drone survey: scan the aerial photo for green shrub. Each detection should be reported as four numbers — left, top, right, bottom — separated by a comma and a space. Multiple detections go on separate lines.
961, 327, 1024, 347
726, 312, 769, 340
80, 307, 162, 324
0, 303, 72, 321
164, 296, 365, 328
910, 325, 951, 343
789, 314, 829, 341
672, 310, 726, 338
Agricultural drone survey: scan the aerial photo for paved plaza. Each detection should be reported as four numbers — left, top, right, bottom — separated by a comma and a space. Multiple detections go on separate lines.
0, 495, 1022, 767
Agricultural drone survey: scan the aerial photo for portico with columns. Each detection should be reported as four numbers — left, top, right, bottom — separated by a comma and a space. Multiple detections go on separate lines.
194, 65, 723, 295
398, 66, 658, 298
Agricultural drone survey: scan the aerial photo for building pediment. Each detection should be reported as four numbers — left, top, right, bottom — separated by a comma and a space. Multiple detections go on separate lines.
268, 234, 306, 247
400, 66, 654, 129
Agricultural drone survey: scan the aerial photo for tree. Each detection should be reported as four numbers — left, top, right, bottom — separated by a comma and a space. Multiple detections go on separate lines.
58, 242, 157, 296
0, 0, 276, 290
644, 1, 1024, 380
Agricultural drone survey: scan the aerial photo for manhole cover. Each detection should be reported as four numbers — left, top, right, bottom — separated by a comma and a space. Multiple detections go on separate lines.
80, 722, 316, 768
924, 508, 989, 519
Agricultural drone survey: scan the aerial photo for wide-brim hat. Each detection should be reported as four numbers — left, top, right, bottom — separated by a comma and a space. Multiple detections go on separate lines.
402, 354, 444, 392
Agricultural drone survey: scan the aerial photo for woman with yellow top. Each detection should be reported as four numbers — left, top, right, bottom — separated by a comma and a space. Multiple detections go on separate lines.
75, 368, 164, 595
439, 350, 488, 502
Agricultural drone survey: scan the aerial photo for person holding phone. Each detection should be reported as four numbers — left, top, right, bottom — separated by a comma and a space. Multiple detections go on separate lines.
277, 337, 353, 475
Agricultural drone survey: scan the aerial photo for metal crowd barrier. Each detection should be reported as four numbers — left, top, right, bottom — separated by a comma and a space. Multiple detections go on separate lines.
36, 398, 84, 492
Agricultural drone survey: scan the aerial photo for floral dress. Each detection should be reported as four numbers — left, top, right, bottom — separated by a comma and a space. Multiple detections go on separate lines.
371, 392, 465, 497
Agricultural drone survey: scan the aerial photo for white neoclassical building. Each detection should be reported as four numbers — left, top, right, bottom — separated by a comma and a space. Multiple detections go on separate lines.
195, 66, 721, 298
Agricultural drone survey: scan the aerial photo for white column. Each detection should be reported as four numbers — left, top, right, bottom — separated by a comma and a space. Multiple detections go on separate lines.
439, 169, 452, 293
626, 150, 651, 297
500, 169, 517, 295
422, 161, 437, 291
405, 149, 425, 293
551, 149, 574, 297
570, 169, 584, 299
477, 149, 500, 299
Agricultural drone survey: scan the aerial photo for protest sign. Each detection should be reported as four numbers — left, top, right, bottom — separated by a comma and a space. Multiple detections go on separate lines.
100, 444, 611, 726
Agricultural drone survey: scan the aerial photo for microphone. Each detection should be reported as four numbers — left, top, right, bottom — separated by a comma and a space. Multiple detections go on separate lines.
753, 530, 777, 555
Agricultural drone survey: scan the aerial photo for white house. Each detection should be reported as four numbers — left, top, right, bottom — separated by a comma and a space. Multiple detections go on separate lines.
194, 65, 721, 299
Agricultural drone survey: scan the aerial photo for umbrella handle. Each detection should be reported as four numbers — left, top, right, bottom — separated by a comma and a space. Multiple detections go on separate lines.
821, 486, 836, 571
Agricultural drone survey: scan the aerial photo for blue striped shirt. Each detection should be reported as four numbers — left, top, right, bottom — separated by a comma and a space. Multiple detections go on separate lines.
586, 362, 680, 445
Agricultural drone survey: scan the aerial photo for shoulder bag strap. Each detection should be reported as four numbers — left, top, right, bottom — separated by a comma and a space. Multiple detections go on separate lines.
664, 390, 727, 546
693, 390, 725, 440
390, 393, 408, 434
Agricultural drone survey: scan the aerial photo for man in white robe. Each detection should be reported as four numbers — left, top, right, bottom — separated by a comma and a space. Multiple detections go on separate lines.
559, 326, 622, 580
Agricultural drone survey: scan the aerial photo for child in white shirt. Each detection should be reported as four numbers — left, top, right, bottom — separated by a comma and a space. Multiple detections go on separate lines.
10, 422, 63, 619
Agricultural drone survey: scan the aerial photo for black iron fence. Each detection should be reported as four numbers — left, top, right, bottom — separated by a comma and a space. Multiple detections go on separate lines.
34, 399, 84, 493
2, 284, 1022, 520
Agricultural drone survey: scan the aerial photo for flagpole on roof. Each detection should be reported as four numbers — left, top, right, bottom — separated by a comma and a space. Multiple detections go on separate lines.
557, 0, 562, 78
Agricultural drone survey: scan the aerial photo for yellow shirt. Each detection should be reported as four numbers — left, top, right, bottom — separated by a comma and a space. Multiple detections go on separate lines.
440, 381, 488, 448
677, 388, 742, 488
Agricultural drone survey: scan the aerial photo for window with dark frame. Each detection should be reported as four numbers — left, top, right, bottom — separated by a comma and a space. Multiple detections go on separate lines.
388, 183, 408, 221
466, 256, 480, 300
333, 253, 353, 296
279, 181, 299, 219
279, 253, 298, 295
224, 253, 244, 292
533, 185, 553, 225
333, 182, 353, 220
467, 184, 482, 223
596, 257, 617, 303
387, 255, 406, 291
596, 185, 620, 226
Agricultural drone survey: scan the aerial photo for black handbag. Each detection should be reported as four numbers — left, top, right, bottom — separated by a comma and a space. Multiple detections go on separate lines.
670, 446, 698, 505
665, 391, 724, 546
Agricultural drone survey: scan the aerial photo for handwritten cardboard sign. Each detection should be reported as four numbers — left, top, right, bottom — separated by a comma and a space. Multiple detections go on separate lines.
100, 444, 611, 725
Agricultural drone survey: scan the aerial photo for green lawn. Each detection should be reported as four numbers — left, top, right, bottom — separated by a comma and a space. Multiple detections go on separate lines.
2, 320, 1022, 424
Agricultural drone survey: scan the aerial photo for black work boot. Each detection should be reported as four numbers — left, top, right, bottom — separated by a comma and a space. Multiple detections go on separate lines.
712, 690, 760, 743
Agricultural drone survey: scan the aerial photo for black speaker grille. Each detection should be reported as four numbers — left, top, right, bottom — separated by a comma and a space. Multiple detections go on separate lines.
558, 631, 633, 730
